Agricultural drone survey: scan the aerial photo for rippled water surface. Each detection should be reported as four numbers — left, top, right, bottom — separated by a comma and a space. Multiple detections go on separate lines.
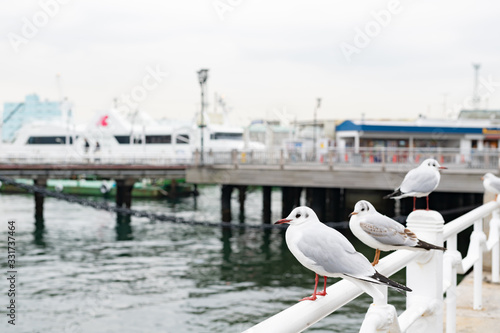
0, 187, 407, 332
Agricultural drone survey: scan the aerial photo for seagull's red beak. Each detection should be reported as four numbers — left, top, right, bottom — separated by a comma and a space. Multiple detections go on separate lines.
439, 166, 447, 170
481, 177, 484, 180
348, 212, 357, 218
275, 219, 292, 225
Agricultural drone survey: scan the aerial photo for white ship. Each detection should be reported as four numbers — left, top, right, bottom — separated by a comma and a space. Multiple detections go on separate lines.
0, 107, 264, 164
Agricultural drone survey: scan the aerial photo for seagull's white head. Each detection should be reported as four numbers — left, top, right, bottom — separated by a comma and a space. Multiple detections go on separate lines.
482, 172, 496, 181
420, 158, 447, 171
275, 206, 318, 226
349, 200, 377, 218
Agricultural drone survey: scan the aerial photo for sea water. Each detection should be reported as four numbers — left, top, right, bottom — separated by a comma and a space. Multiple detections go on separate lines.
0, 186, 406, 333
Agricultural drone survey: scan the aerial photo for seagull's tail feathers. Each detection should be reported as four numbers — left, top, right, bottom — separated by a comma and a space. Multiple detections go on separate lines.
364, 271, 412, 295
416, 239, 446, 251
383, 188, 402, 200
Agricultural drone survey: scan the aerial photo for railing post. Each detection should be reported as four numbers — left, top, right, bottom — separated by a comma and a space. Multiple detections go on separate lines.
443, 235, 460, 333
360, 285, 402, 333
280, 149, 284, 169
328, 150, 334, 170
491, 209, 500, 283
194, 149, 200, 166
405, 210, 445, 333
232, 149, 238, 169
472, 219, 484, 310
381, 147, 386, 171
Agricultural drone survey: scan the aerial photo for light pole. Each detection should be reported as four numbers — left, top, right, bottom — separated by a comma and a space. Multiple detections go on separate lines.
197, 69, 209, 164
313, 98, 321, 161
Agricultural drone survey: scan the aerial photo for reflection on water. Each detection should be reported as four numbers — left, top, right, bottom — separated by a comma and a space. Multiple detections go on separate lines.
0, 187, 407, 333
115, 214, 133, 241
34, 216, 45, 247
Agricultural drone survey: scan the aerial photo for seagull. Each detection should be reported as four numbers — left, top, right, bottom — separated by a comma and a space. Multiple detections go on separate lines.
275, 206, 411, 302
482, 173, 500, 200
349, 200, 446, 266
383, 158, 446, 210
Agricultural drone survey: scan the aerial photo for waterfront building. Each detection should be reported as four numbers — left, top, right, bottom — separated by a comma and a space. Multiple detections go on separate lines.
336, 117, 500, 151
2, 94, 68, 142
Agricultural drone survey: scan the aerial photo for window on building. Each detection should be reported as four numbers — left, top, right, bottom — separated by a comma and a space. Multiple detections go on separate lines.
176, 134, 189, 144
210, 132, 243, 140
114, 136, 130, 144
27, 136, 72, 144
146, 135, 171, 144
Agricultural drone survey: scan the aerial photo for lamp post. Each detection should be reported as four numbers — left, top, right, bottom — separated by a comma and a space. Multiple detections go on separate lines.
197, 69, 209, 164
313, 98, 321, 161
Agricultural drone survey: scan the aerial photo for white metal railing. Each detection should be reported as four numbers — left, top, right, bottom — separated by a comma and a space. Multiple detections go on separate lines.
243, 199, 500, 333
193, 147, 500, 170
1, 147, 500, 169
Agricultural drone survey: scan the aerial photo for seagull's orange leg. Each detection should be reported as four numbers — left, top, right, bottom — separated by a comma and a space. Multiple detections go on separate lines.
316, 276, 328, 296
413, 197, 416, 211
300, 274, 319, 301
426, 196, 429, 211
371, 249, 381, 266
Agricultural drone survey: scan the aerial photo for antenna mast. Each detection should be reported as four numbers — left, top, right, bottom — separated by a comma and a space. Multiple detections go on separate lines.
472, 63, 481, 110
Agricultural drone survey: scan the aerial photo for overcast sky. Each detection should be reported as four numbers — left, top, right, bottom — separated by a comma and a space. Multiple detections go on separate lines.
2, 0, 500, 125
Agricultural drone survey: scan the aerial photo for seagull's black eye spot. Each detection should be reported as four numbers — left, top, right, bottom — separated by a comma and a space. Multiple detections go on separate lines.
361, 208, 365, 211
433, 163, 436, 167
295, 213, 301, 218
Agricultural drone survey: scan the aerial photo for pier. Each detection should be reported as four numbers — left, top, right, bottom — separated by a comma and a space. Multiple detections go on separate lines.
0, 146, 496, 221
187, 147, 494, 222
0, 163, 187, 218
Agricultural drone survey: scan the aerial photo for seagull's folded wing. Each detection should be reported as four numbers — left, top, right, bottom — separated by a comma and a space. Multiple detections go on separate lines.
360, 216, 419, 247
400, 168, 439, 194
297, 224, 375, 278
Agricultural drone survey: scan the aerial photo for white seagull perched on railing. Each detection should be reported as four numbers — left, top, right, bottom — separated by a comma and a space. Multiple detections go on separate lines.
275, 206, 411, 302
349, 200, 446, 266
482, 173, 500, 200
383, 158, 446, 211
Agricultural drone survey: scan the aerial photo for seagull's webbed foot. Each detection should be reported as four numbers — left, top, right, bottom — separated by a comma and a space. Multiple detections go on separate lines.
300, 295, 317, 301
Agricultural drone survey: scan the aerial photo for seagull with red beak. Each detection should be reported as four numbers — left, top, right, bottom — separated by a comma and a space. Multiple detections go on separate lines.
276, 206, 411, 302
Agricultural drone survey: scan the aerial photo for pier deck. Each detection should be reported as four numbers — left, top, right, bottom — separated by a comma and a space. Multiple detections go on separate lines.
186, 164, 488, 193
447, 272, 500, 332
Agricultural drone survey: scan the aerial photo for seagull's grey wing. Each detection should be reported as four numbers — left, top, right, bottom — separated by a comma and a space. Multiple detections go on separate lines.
400, 168, 439, 194
359, 215, 419, 247
297, 223, 375, 277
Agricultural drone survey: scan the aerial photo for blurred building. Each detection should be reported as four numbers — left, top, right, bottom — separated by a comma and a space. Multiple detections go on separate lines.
2, 94, 69, 142
458, 109, 500, 120
247, 120, 292, 148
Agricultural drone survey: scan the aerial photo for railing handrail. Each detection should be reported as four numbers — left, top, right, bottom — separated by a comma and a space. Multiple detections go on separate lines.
1, 146, 500, 168
243, 200, 500, 333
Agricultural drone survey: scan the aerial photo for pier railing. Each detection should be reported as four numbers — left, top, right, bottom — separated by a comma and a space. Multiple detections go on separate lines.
243, 199, 500, 333
1, 147, 499, 169
199, 147, 500, 170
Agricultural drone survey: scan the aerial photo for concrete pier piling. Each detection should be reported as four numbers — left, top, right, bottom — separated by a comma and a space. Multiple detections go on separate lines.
262, 186, 272, 224
238, 185, 247, 217
34, 178, 47, 220
306, 187, 326, 221
221, 185, 234, 222
115, 178, 135, 208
